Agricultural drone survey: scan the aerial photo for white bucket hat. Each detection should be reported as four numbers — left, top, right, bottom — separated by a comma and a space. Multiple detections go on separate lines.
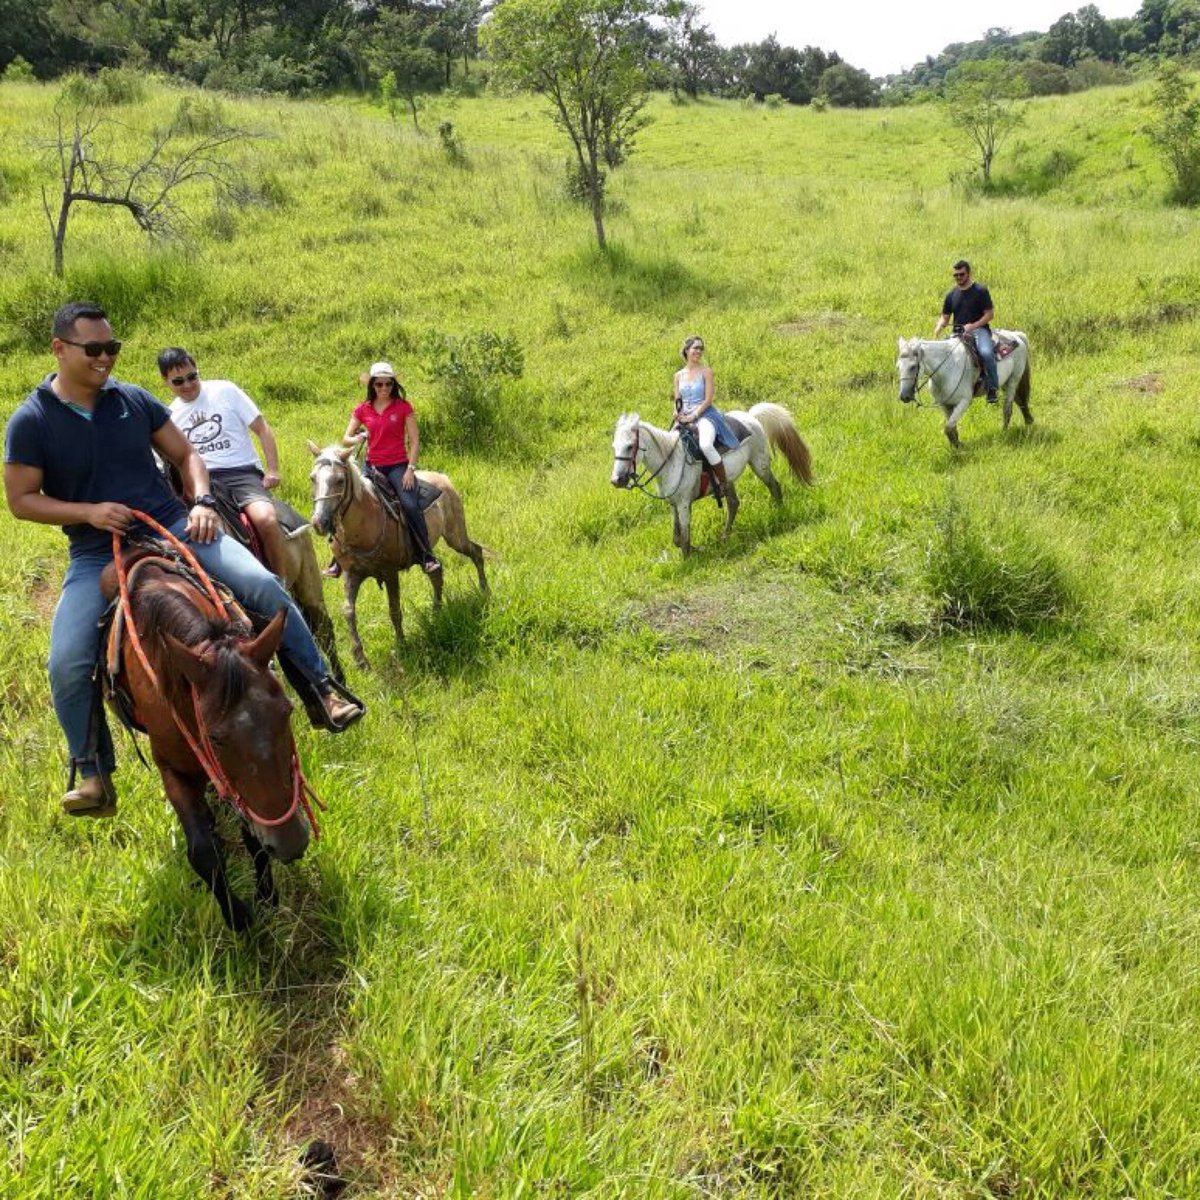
368, 361, 396, 379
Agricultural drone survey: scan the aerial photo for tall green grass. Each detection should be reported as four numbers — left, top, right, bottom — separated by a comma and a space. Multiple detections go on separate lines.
1, 74, 1200, 1196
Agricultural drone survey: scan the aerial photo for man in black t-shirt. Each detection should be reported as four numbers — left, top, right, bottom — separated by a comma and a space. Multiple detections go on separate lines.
934, 259, 999, 403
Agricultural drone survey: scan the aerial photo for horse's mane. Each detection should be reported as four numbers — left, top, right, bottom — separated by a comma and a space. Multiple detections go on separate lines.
133, 580, 252, 713
630, 415, 677, 458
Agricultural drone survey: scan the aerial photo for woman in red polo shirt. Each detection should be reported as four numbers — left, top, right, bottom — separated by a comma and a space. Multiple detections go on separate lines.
342, 361, 440, 575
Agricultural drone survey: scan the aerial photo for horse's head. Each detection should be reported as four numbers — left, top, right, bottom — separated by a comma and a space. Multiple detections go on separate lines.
896, 338, 922, 404
163, 609, 310, 862
611, 413, 642, 488
307, 441, 356, 536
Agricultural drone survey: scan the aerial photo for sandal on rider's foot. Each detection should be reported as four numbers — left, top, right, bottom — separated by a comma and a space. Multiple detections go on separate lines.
422, 557, 442, 575
322, 561, 342, 579
62, 774, 118, 818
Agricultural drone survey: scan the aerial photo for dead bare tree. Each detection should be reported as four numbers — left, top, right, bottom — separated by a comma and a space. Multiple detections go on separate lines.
42, 95, 257, 276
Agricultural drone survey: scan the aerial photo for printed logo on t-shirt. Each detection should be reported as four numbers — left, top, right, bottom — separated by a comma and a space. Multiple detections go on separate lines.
181, 409, 233, 454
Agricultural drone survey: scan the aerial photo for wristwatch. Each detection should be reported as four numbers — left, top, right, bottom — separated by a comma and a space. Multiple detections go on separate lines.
192, 494, 218, 510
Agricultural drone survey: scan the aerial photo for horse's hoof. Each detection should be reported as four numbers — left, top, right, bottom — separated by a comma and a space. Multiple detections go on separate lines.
224, 898, 254, 933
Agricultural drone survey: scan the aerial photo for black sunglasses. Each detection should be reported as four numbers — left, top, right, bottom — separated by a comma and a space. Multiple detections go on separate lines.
169, 370, 200, 386
61, 337, 122, 357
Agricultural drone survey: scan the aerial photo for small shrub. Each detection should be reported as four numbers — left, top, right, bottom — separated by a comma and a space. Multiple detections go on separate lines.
925, 498, 1073, 631
59, 74, 100, 108
1147, 63, 1200, 206
438, 121, 468, 167
3, 56, 35, 84
764, 93, 784, 109
564, 158, 604, 206
202, 202, 238, 241
173, 94, 227, 135
96, 67, 146, 105
421, 329, 524, 451
810, 95, 828, 113
379, 70, 398, 121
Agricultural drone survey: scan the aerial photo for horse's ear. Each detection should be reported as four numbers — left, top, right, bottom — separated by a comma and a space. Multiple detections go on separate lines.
898, 337, 904, 351
244, 608, 287, 668
306, 439, 321, 457
162, 633, 213, 688
335, 445, 355, 462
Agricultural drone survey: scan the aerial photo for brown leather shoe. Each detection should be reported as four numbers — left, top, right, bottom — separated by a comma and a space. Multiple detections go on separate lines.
62, 774, 117, 818
321, 692, 363, 731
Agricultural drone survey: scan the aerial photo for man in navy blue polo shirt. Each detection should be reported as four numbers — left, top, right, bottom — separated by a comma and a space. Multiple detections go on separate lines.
934, 259, 999, 404
3, 301, 363, 818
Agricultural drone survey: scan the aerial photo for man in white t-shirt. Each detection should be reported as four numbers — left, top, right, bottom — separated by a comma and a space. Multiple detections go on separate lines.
158, 348, 289, 578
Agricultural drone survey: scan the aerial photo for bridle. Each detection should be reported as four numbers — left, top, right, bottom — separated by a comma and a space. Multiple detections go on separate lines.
311, 455, 354, 524
614, 421, 687, 502
902, 340, 971, 405
114, 510, 324, 836
312, 454, 394, 561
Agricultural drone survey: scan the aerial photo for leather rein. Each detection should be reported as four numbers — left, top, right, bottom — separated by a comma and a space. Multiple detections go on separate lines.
114, 510, 324, 836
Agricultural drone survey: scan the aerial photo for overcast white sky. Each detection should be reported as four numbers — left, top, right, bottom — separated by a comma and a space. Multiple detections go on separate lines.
696, 0, 1143, 78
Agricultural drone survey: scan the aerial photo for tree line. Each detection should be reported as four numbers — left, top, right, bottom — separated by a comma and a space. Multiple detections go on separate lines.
886, 1, 1200, 100
0, 0, 880, 105
5, 0, 1196, 108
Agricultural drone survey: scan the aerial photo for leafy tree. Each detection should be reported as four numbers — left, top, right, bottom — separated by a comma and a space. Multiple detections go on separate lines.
817, 62, 878, 107
369, 9, 442, 130
425, 0, 484, 85
943, 60, 1026, 185
1016, 59, 1071, 95
1146, 60, 1200, 203
664, 1, 721, 98
483, 0, 661, 250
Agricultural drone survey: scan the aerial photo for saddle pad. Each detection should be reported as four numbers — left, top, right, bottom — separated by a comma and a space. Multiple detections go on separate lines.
724, 415, 753, 444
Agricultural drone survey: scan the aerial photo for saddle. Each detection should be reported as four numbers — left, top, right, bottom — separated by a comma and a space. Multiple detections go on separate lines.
956, 331, 1019, 397
362, 464, 443, 522
98, 543, 250, 735
209, 485, 309, 565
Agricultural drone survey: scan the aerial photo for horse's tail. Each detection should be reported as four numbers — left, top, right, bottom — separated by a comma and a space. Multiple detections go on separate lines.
749, 402, 813, 485
1015, 334, 1032, 407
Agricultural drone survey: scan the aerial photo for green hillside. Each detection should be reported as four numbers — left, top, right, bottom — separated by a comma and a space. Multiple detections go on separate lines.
3, 77, 1200, 1196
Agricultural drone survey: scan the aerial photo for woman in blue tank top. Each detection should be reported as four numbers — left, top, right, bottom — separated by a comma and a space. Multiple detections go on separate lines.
673, 335, 738, 497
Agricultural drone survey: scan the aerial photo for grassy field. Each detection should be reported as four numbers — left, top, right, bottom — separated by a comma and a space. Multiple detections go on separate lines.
3, 73, 1200, 1196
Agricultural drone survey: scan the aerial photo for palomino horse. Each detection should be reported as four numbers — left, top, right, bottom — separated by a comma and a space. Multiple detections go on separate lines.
610, 403, 813, 555
219, 498, 345, 684
103, 539, 320, 932
307, 442, 489, 668
896, 332, 1032, 448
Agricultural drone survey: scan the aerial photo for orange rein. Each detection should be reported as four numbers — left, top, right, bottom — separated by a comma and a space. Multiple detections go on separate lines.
113, 509, 324, 836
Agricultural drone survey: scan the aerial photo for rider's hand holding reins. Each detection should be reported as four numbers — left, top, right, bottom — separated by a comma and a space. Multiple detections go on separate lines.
87, 501, 133, 534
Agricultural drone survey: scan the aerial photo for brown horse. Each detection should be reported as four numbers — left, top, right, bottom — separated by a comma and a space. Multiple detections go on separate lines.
103, 547, 317, 931
307, 442, 489, 668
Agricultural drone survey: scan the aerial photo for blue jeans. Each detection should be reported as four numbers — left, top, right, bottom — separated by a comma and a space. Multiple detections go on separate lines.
49, 518, 331, 779
379, 464, 437, 561
974, 327, 999, 393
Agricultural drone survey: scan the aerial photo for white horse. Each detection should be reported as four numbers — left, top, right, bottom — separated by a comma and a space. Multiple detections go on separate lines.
896, 332, 1033, 448
611, 403, 813, 556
